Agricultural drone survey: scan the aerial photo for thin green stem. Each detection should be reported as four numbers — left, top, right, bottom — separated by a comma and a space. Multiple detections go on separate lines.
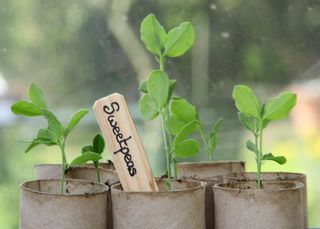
94, 162, 101, 183
256, 120, 263, 189
199, 124, 212, 161
173, 157, 177, 178
159, 55, 165, 71
160, 110, 171, 189
59, 143, 67, 194
164, 106, 175, 177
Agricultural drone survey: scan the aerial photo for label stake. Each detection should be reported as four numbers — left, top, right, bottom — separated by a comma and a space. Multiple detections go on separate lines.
93, 93, 158, 192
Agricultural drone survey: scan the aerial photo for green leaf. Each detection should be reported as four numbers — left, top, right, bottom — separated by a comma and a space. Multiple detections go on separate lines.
168, 80, 177, 101
93, 133, 105, 154
11, 101, 42, 116
139, 80, 148, 93
263, 92, 297, 121
208, 118, 224, 152
168, 114, 186, 135
232, 85, 260, 119
70, 152, 102, 166
147, 70, 169, 108
246, 140, 257, 153
262, 153, 287, 165
28, 83, 47, 108
173, 139, 199, 158
42, 109, 64, 140
37, 128, 58, 143
139, 94, 159, 120
238, 112, 255, 132
174, 120, 199, 144
25, 137, 56, 153
164, 22, 195, 57
171, 98, 197, 123
25, 142, 41, 153
209, 117, 223, 138
64, 109, 89, 137
82, 145, 93, 154
140, 13, 166, 55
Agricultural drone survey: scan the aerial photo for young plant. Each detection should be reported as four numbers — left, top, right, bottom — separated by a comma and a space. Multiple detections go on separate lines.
70, 133, 105, 182
169, 97, 224, 161
232, 85, 297, 188
11, 83, 99, 193
139, 14, 197, 186
139, 14, 223, 187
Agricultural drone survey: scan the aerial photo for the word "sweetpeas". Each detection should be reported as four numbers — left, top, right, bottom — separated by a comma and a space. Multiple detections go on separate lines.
103, 102, 137, 177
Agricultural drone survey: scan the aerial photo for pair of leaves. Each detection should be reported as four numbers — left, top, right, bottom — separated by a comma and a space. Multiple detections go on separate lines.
173, 120, 199, 158
232, 85, 297, 122
11, 83, 47, 116
140, 13, 195, 58
11, 83, 89, 154
139, 70, 174, 120
246, 140, 286, 165
238, 112, 269, 133
169, 97, 197, 135
70, 134, 105, 166
24, 108, 89, 153
169, 98, 199, 158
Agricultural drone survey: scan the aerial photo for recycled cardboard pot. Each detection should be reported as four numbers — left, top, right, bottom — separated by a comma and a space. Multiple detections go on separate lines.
34, 163, 119, 229
20, 179, 108, 229
177, 161, 245, 181
34, 163, 119, 186
111, 179, 205, 229
176, 161, 245, 229
223, 172, 308, 227
213, 180, 304, 229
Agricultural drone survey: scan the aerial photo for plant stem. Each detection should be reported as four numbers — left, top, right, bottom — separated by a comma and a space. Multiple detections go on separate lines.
164, 106, 175, 177
159, 55, 165, 71
94, 162, 101, 183
256, 121, 263, 189
173, 157, 177, 178
160, 110, 171, 189
59, 142, 67, 194
199, 124, 212, 161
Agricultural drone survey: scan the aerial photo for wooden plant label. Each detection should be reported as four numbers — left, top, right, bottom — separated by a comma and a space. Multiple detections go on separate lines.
93, 93, 158, 192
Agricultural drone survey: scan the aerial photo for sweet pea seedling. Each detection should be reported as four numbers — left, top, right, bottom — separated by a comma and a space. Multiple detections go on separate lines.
139, 14, 223, 187
70, 133, 105, 182
11, 83, 100, 193
232, 85, 297, 188
139, 14, 197, 187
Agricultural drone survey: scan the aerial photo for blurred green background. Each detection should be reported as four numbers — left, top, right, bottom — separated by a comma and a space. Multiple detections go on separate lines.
1, 0, 320, 227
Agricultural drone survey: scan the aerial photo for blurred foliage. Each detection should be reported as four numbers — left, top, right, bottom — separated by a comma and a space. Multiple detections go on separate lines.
0, 0, 319, 227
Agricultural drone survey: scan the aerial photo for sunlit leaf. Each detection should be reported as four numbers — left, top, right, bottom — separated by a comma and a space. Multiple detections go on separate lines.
164, 22, 195, 57
11, 101, 42, 117
171, 98, 196, 123
64, 109, 89, 137
139, 94, 159, 120
29, 83, 47, 108
173, 139, 199, 158
173, 120, 199, 144
232, 85, 260, 118
69, 152, 102, 166
42, 109, 64, 140
140, 13, 166, 55
147, 70, 169, 108
263, 92, 297, 121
